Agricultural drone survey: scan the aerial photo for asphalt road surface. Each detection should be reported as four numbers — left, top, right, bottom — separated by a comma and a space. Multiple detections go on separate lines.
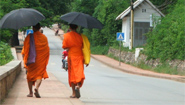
43, 27, 185, 105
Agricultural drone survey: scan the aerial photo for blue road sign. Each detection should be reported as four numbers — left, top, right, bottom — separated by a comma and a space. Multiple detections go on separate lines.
116, 32, 124, 41
26, 29, 33, 35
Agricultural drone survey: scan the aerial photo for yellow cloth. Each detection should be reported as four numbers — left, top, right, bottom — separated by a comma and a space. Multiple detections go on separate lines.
23, 31, 49, 83
81, 34, 91, 65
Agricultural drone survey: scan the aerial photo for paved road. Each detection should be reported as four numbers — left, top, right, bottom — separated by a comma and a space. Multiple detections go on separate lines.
44, 28, 185, 105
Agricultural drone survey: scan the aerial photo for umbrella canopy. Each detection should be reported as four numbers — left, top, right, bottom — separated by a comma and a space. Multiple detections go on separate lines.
60, 12, 103, 29
0, 8, 45, 29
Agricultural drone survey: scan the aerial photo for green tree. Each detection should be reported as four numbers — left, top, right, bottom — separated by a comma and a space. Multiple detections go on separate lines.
71, 0, 98, 15
69, 0, 99, 43
145, 0, 185, 61
0, 0, 26, 45
150, 0, 177, 14
91, 0, 129, 46
37, 0, 70, 26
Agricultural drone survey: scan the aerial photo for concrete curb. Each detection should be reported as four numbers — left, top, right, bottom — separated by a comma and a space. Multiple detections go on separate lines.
91, 54, 185, 83
0, 60, 21, 102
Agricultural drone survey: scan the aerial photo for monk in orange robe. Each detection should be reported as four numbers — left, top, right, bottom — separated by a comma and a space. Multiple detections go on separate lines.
23, 23, 49, 98
62, 24, 88, 98
21, 47, 27, 68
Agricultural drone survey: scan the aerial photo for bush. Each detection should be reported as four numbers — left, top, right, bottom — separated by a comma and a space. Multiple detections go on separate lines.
0, 41, 13, 66
0, 29, 13, 43
154, 63, 178, 75
61, 24, 70, 33
145, 0, 185, 62
91, 45, 109, 55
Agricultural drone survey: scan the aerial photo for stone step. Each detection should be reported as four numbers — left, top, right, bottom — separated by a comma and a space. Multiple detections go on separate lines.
15, 46, 23, 53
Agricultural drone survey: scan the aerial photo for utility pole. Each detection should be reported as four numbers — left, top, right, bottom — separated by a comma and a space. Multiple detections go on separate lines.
130, 0, 134, 49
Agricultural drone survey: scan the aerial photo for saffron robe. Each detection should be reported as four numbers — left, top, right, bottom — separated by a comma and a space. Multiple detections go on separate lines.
62, 31, 85, 87
23, 31, 49, 83
21, 47, 27, 68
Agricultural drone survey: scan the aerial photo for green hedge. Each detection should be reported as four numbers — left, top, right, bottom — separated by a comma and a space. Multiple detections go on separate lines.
0, 41, 13, 66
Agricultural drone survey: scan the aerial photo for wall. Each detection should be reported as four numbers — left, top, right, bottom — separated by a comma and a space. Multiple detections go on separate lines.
108, 48, 185, 72
134, 1, 162, 22
0, 48, 21, 102
0, 60, 21, 102
122, 17, 130, 47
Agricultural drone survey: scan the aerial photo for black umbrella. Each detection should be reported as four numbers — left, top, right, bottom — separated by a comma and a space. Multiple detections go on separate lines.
60, 12, 103, 29
0, 8, 45, 29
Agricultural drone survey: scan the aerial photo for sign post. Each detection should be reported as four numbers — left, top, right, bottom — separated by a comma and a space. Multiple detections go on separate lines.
116, 32, 124, 66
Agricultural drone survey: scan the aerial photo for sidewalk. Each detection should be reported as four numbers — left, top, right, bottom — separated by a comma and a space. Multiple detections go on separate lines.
2, 71, 84, 105
2, 53, 84, 105
91, 55, 185, 83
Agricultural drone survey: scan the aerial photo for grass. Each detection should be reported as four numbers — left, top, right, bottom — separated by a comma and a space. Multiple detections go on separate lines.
107, 53, 124, 62
153, 63, 179, 75
132, 61, 153, 70
91, 45, 109, 55
110, 46, 135, 52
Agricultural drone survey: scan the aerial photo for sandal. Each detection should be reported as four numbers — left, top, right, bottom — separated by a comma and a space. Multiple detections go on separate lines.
75, 86, 81, 98
34, 89, 41, 98
70, 95, 76, 98
27, 94, 33, 97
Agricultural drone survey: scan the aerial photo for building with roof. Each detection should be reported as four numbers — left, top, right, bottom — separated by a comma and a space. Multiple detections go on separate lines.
116, 0, 165, 47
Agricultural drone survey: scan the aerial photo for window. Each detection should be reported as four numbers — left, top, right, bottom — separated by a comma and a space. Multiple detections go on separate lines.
134, 22, 150, 47
142, 9, 146, 13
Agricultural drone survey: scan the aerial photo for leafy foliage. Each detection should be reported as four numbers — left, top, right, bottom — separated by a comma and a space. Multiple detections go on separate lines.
145, 0, 185, 61
150, 0, 178, 14
0, 41, 13, 65
70, 0, 130, 46
91, 45, 109, 55
70, 0, 99, 15
0, 29, 13, 43
91, 0, 129, 46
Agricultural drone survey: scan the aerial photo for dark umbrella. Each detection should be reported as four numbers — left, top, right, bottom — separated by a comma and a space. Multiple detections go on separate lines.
60, 12, 103, 29
0, 8, 45, 29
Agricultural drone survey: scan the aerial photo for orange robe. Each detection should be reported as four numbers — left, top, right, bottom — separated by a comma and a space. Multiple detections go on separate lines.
23, 31, 49, 83
62, 31, 85, 87
21, 47, 27, 68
